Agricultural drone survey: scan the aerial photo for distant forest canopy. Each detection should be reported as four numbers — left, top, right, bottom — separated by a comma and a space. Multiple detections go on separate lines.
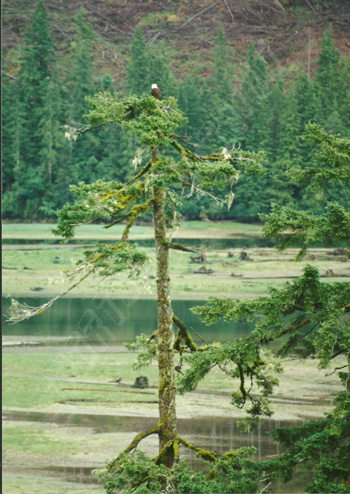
2, 1, 350, 222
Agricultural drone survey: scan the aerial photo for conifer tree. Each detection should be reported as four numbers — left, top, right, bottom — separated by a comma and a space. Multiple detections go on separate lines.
2, 77, 23, 217
211, 25, 239, 150
294, 71, 320, 168
126, 26, 150, 95
337, 55, 350, 132
237, 42, 268, 144
8, 91, 264, 486
232, 47, 272, 221
181, 125, 350, 493
67, 7, 98, 184
38, 73, 69, 216
14, 0, 55, 217
177, 73, 200, 139
17, 0, 54, 160
316, 29, 340, 119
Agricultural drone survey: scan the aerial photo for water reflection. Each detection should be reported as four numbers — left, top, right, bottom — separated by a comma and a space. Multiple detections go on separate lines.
2, 409, 293, 464
3, 409, 312, 492
2, 297, 253, 345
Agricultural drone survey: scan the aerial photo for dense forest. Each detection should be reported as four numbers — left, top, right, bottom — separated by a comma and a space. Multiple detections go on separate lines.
2, 0, 350, 221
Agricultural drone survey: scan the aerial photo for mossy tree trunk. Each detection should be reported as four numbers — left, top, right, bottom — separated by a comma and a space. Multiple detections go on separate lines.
153, 183, 177, 467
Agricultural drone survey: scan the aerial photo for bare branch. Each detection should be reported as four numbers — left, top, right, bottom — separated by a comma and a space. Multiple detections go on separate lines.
222, 0, 234, 21
178, 2, 220, 30
84, 5, 131, 35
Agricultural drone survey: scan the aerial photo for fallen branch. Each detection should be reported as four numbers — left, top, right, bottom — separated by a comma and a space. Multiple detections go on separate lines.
178, 1, 220, 30
61, 387, 156, 395
84, 5, 131, 35
305, 0, 317, 13
3, 73, 18, 80
273, 0, 284, 11
222, 0, 234, 21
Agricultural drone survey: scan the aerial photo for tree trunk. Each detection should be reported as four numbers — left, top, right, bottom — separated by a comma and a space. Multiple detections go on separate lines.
153, 184, 177, 466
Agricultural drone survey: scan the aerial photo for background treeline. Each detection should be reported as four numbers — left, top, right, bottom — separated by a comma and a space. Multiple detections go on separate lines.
2, 1, 350, 221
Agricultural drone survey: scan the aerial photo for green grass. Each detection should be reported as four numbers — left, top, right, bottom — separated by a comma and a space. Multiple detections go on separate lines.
3, 348, 344, 493
2, 221, 262, 239
2, 222, 152, 238
4, 421, 78, 455
3, 352, 159, 409
2, 474, 103, 494
179, 220, 262, 232
3, 243, 348, 300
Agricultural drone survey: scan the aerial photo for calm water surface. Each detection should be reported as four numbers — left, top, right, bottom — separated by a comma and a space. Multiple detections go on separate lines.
3, 297, 312, 492
2, 297, 253, 344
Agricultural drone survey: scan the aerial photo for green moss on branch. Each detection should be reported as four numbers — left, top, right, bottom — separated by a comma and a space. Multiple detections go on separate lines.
176, 436, 218, 463
123, 426, 160, 455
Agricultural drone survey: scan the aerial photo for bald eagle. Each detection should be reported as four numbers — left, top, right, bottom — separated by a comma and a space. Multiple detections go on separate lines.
151, 83, 162, 100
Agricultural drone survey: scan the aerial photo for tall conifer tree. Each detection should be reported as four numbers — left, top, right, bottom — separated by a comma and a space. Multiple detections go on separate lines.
316, 29, 340, 119
211, 25, 239, 149
67, 7, 98, 184
126, 26, 150, 95
14, 0, 55, 217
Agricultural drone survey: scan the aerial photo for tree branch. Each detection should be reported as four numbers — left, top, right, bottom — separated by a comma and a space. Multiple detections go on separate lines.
173, 315, 209, 354
121, 199, 153, 241
176, 436, 218, 462
167, 242, 197, 253
125, 160, 153, 186
222, 0, 234, 21
123, 426, 160, 455
178, 2, 220, 30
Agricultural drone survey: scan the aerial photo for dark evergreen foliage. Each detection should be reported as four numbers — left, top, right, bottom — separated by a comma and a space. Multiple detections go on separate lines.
2, 3, 349, 221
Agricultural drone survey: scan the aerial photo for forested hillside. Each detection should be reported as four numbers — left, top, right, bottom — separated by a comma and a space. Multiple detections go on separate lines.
2, 0, 350, 221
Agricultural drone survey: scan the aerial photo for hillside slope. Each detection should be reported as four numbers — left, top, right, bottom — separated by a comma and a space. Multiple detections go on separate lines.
3, 0, 350, 83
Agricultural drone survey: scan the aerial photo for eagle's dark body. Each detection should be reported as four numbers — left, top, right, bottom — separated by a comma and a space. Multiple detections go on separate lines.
151, 85, 162, 100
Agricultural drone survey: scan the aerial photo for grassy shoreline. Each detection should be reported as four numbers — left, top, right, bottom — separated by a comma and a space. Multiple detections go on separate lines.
2, 221, 263, 240
3, 244, 349, 300
3, 223, 349, 493
3, 347, 344, 494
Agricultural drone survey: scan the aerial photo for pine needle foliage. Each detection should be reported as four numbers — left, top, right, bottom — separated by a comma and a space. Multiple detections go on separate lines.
180, 126, 350, 493
7, 91, 266, 487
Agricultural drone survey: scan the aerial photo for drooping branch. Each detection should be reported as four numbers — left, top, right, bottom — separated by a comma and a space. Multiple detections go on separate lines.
5, 253, 105, 324
123, 426, 160, 455
170, 134, 199, 147
104, 210, 132, 229
171, 138, 235, 163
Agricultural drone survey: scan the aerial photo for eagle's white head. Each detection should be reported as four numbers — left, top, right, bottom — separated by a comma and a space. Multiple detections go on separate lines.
152, 84, 158, 89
